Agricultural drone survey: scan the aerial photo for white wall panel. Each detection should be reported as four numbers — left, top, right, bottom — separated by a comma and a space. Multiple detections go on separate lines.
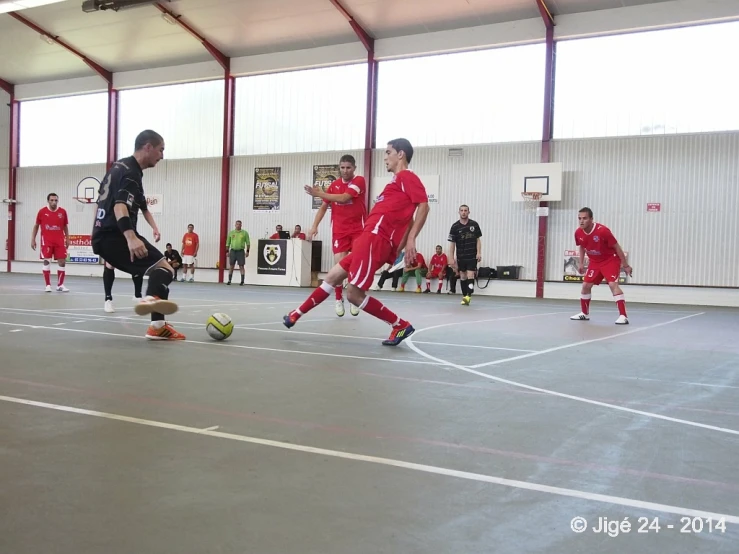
372, 142, 542, 278
547, 133, 739, 286
117, 80, 224, 161
137, 158, 222, 269
234, 65, 367, 156
15, 164, 106, 262
14, 159, 222, 269
20, 93, 108, 167
230, 150, 365, 272
0, 91, 9, 261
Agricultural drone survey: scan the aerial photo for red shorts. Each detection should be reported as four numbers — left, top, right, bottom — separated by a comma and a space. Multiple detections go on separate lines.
584, 257, 621, 285
332, 232, 361, 255
40, 243, 67, 261
338, 233, 393, 291
427, 269, 444, 279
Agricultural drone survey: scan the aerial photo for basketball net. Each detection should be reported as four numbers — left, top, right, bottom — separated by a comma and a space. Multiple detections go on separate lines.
521, 191, 543, 212
73, 197, 95, 213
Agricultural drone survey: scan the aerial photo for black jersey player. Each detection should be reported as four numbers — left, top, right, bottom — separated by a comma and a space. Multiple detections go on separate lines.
91, 130, 185, 340
448, 204, 482, 305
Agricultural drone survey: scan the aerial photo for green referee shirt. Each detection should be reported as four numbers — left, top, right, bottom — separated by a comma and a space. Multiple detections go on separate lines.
226, 229, 250, 251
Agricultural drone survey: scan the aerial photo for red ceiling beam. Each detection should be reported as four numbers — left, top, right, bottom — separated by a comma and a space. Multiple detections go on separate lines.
536, 0, 555, 30
0, 78, 13, 95
328, 0, 374, 52
8, 12, 112, 84
154, 3, 229, 71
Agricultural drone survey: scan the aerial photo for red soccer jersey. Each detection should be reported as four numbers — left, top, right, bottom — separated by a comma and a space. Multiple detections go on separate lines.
325, 175, 367, 238
182, 232, 199, 256
430, 253, 448, 273
574, 223, 618, 265
365, 170, 428, 249
36, 207, 68, 245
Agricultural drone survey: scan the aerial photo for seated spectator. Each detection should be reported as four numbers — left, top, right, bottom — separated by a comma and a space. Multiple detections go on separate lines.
375, 251, 404, 291
399, 252, 427, 292
425, 244, 448, 294
164, 243, 182, 281
292, 225, 306, 240
270, 225, 285, 239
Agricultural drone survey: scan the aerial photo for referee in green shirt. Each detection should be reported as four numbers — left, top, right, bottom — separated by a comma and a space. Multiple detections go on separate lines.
226, 220, 250, 285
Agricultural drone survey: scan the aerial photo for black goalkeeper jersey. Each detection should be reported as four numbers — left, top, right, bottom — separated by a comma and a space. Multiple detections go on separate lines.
92, 156, 149, 236
448, 219, 482, 261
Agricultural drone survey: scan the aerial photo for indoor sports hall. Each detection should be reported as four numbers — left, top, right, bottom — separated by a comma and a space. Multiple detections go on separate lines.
1, 1, 738, 553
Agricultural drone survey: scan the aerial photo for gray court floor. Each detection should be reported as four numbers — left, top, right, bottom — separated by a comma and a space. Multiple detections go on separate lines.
1, 272, 738, 554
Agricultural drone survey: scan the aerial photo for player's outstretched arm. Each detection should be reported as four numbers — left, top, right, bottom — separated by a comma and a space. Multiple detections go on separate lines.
31, 223, 39, 250
401, 202, 430, 264
578, 245, 586, 273
614, 244, 632, 275
114, 203, 147, 261
309, 202, 328, 239
142, 210, 161, 242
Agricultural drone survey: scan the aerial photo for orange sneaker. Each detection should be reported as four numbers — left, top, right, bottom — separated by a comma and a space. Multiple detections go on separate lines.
145, 323, 186, 340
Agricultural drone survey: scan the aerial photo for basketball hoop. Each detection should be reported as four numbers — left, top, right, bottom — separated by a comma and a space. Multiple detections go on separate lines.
521, 191, 543, 211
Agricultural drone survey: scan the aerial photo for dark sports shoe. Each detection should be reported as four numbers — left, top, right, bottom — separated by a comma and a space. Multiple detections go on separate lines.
283, 311, 300, 329
382, 322, 415, 346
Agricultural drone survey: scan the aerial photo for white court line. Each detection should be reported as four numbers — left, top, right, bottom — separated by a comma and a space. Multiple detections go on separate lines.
0, 307, 338, 329
616, 376, 739, 391
468, 313, 706, 369
39, 301, 299, 312
2, 394, 737, 524
404, 313, 739, 437
0, 308, 536, 352
0, 321, 446, 368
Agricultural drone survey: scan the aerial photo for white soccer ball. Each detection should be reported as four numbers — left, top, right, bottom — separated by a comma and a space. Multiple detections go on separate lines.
206, 312, 234, 341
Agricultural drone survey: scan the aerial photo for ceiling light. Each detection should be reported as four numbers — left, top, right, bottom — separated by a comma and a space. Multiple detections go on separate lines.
0, 0, 67, 13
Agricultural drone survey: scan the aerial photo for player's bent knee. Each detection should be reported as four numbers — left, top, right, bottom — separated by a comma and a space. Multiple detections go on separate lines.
345, 285, 365, 305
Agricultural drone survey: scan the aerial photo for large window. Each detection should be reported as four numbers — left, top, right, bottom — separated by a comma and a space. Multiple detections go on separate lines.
118, 80, 224, 160
376, 44, 546, 147
20, 93, 108, 167
554, 21, 739, 139
234, 64, 367, 156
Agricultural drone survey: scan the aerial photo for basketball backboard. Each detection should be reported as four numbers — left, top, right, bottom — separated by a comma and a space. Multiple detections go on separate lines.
511, 162, 562, 202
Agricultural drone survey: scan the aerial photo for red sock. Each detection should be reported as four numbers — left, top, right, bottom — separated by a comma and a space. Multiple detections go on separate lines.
437, 282, 443, 292
425, 280, 430, 291
335, 285, 343, 301
580, 294, 591, 315
43, 268, 51, 286
57, 270, 65, 286
614, 294, 627, 316
296, 282, 333, 316
360, 296, 404, 327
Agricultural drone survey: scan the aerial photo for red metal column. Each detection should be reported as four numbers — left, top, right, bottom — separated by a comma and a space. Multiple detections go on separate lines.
535, 0, 556, 298
219, 69, 235, 283
107, 83, 119, 168
328, 0, 376, 208
153, 3, 232, 282
363, 51, 378, 208
6, 93, 20, 273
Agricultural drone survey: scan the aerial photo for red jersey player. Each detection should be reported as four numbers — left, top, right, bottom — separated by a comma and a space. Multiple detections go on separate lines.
570, 207, 632, 324
180, 224, 199, 282
31, 192, 70, 292
425, 245, 448, 294
305, 154, 367, 318
288, 138, 430, 346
